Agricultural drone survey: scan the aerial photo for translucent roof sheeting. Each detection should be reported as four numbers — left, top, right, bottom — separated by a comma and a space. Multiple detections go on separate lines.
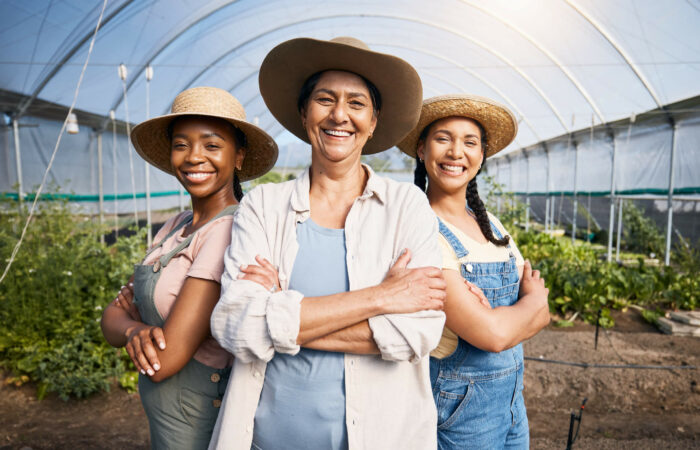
2, 0, 700, 153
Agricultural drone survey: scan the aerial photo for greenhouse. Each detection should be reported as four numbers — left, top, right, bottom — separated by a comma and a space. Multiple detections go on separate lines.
1, 1, 699, 448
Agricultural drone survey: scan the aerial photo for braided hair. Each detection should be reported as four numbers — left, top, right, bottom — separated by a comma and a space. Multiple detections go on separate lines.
413, 118, 509, 247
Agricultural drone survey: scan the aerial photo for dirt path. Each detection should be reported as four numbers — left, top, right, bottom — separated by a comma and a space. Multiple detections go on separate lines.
1, 310, 698, 449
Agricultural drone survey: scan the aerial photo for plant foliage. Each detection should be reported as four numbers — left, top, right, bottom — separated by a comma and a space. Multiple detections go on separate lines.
0, 197, 144, 399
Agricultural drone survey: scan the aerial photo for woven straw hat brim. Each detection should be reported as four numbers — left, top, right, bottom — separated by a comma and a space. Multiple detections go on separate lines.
398, 94, 518, 159
131, 112, 278, 182
259, 37, 423, 154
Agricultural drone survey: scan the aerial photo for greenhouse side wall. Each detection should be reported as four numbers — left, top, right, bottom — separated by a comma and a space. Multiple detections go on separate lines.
1, 115, 185, 215
484, 100, 700, 249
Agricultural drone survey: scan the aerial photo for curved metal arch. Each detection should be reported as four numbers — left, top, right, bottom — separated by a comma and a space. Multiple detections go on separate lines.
459, 0, 606, 124
156, 13, 572, 133
16, 0, 136, 117
565, 0, 663, 108
108, 0, 244, 119
224, 41, 539, 147
374, 41, 541, 143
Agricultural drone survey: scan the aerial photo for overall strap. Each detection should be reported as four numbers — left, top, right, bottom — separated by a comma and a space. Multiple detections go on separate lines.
144, 212, 193, 258
437, 217, 469, 258
155, 205, 239, 271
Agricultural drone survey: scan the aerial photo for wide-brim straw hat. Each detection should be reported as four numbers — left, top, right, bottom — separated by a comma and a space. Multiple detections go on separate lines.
258, 36, 423, 154
131, 86, 278, 181
398, 94, 518, 159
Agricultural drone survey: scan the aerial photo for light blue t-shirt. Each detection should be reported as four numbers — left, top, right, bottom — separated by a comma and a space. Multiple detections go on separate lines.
253, 218, 349, 450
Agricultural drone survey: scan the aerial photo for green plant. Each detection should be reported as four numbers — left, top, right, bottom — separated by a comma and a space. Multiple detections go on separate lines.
0, 196, 144, 399
620, 201, 664, 257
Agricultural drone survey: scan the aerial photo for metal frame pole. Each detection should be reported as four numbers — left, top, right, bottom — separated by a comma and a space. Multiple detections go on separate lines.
665, 119, 678, 266
496, 160, 502, 215
12, 118, 24, 210
111, 112, 119, 237
544, 144, 550, 232
572, 136, 579, 244
616, 198, 623, 261
607, 131, 618, 262
97, 132, 104, 244
145, 66, 153, 247
525, 151, 530, 232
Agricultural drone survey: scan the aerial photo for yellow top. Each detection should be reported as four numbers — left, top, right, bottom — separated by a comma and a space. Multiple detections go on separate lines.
430, 212, 524, 359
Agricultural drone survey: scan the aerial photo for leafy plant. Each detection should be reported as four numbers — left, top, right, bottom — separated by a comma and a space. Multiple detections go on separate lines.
0, 196, 144, 399
620, 201, 664, 257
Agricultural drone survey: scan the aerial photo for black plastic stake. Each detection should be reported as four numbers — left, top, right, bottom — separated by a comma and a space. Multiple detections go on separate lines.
594, 308, 601, 350
566, 411, 576, 450
566, 398, 588, 449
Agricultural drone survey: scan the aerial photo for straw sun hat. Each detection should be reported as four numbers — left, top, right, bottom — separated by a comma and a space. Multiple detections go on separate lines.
398, 94, 518, 159
258, 36, 423, 154
131, 86, 278, 181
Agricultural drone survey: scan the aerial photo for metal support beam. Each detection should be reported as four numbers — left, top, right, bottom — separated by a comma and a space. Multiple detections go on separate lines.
525, 152, 530, 231
12, 119, 23, 211
572, 138, 579, 244
607, 134, 618, 262
665, 120, 678, 266
616, 198, 623, 261
97, 132, 104, 244
544, 144, 551, 232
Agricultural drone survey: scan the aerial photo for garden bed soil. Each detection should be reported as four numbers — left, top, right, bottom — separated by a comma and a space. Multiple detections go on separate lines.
1, 309, 698, 449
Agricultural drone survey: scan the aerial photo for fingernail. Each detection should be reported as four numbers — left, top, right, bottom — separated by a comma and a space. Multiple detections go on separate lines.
159, 342, 165, 350
153, 363, 160, 371
128, 282, 133, 287
240, 264, 247, 270
237, 274, 243, 279
147, 369, 154, 376
140, 369, 145, 375
121, 285, 125, 289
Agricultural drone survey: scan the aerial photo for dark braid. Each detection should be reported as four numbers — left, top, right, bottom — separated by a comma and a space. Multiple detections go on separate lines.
414, 155, 427, 192
466, 176, 509, 246
233, 172, 243, 202
413, 117, 509, 247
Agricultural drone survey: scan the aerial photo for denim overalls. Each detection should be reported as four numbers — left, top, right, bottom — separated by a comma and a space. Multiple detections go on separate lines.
430, 215, 528, 450
133, 206, 236, 450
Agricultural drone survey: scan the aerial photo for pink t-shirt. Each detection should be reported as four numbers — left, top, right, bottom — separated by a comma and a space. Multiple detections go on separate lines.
142, 211, 234, 368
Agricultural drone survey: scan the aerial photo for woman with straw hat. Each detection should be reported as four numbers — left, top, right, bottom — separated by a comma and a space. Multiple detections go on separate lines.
209, 37, 447, 449
101, 86, 277, 449
398, 94, 550, 449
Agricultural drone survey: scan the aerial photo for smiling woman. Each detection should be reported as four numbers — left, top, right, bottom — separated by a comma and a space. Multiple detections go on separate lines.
208, 37, 448, 450
399, 94, 551, 450
100, 87, 278, 450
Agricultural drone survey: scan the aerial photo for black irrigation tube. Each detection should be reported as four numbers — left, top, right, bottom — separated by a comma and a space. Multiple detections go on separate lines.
524, 356, 698, 370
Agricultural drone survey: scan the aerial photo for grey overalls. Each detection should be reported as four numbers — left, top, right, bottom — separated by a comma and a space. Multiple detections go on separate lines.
133, 206, 236, 450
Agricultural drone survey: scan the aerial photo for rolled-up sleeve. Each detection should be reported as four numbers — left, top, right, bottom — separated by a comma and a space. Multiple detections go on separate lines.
368, 185, 445, 363
210, 187, 303, 363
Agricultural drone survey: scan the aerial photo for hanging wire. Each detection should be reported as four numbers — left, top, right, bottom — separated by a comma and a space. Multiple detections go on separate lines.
0, 0, 109, 285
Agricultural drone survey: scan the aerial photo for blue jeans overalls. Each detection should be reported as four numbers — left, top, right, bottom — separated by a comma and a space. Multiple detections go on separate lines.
133, 206, 236, 450
430, 216, 529, 450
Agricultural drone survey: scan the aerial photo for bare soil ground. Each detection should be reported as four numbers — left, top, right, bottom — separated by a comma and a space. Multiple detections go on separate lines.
1, 309, 698, 449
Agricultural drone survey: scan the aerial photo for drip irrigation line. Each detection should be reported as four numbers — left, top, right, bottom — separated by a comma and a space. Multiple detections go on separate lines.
0, 0, 109, 285
525, 356, 698, 370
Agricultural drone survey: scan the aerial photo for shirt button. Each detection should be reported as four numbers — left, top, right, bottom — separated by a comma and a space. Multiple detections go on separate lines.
352, 419, 357, 426
254, 371, 262, 378
210, 373, 221, 383
349, 360, 354, 366
246, 426, 252, 433
212, 399, 221, 408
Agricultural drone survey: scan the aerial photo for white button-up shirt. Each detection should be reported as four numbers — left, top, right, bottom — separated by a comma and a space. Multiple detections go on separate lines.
209, 165, 445, 450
